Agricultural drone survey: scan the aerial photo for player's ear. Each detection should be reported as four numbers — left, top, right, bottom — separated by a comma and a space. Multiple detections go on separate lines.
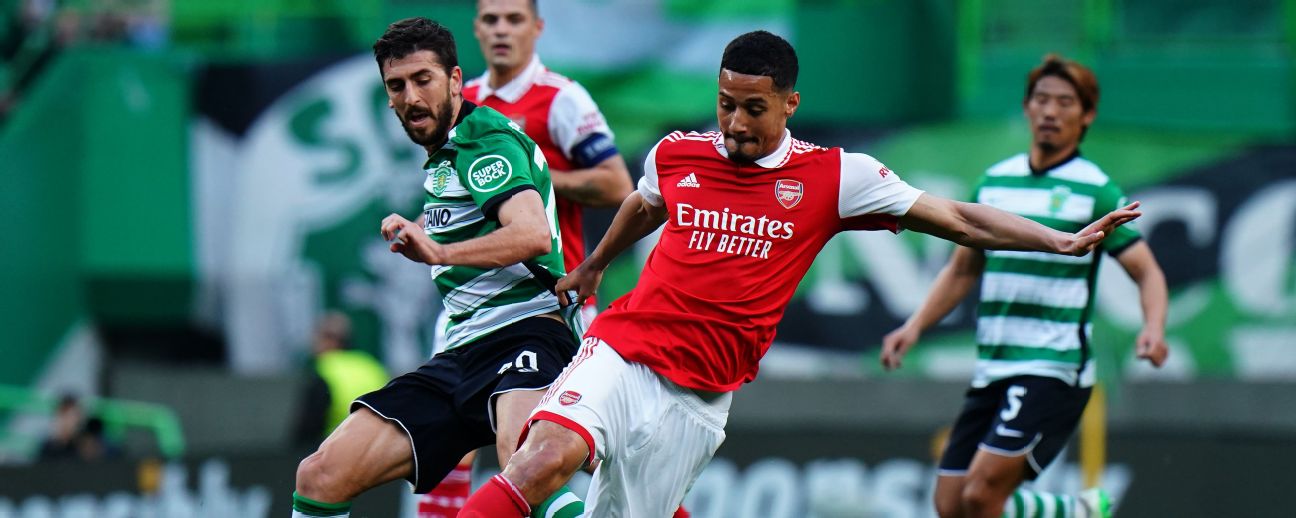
785, 91, 800, 118
449, 66, 463, 96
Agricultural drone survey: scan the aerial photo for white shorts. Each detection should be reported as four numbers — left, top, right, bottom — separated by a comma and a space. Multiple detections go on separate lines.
526, 337, 731, 517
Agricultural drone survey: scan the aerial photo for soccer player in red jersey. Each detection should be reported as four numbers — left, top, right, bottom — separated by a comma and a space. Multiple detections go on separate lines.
459, 31, 1141, 517
465, 0, 632, 295
417, 2, 631, 516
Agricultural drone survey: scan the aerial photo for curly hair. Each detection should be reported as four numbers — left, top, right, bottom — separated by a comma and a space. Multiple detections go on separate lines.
720, 30, 799, 92
373, 17, 458, 74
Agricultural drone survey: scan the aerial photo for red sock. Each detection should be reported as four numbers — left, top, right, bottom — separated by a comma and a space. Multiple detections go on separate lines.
417, 464, 471, 518
674, 505, 691, 518
458, 474, 530, 518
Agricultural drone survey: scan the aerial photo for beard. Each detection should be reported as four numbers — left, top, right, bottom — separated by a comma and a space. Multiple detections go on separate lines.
401, 91, 455, 147
1035, 137, 1060, 155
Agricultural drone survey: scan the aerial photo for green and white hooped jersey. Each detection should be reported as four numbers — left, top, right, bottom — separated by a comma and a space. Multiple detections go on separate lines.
971, 153, 1141, 388
422, 103, 565, 351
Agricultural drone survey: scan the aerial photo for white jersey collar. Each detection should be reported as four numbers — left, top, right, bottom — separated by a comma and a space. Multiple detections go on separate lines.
474, 54, 544, 104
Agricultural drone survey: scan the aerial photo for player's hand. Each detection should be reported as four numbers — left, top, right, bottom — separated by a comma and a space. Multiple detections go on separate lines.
880, 324, 921, 371
556, 262, 603, 307
381, 213, 446, 265
1060, 201, 1142, 256
1135, 326, 1169, 367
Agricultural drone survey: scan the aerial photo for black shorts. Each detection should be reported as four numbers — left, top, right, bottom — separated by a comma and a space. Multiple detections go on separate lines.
938, 376, 1092, 479
352, 316, 578, 493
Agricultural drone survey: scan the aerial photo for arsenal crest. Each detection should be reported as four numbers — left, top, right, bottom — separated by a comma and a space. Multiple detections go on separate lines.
775, 179, 804, 209
559, 390, 582, 406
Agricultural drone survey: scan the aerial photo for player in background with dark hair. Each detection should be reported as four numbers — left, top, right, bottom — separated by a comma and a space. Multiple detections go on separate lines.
880, 54, 1169, 518
416, 1, 631, 515
289, 17, 585, 518
460, 33, 1142, 517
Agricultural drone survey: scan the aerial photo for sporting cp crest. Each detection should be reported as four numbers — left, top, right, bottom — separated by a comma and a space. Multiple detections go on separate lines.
775, 179, 804, 209
1048, 185, 1072, 215
429, 160, 455, 197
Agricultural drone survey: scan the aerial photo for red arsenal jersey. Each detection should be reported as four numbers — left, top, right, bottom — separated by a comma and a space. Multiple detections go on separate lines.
587, 130, 924, 392
463, 56, 618, 303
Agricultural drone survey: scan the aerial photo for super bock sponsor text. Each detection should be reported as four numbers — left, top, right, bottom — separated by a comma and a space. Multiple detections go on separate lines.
468, 154, 513, 191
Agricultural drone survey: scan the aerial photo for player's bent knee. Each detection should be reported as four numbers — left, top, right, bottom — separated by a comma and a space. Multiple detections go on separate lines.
935, 493, 963, 518
504, 448, 572, 505
503, 420, 589, 504
295, 452, 334, 499
295, 449, 359, 503
959, 479, 1005, 515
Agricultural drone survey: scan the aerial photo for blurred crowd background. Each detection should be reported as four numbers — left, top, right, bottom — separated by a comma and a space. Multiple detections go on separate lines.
2, 0, 1294, 516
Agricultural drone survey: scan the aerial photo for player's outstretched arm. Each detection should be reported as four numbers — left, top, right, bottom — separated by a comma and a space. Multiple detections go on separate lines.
1115, 241, 1170, 367
550, 154, 634, 208
556, 191, 666, 306
899, 193, 1141, 256
381, 190, 552, 268
881, 245, 984, 371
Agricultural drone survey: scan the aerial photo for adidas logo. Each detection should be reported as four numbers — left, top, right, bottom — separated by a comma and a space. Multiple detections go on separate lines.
676, 172, 701, 188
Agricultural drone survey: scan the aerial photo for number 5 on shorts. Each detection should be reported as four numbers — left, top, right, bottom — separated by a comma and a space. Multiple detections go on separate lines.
1000, 385, 1027, 422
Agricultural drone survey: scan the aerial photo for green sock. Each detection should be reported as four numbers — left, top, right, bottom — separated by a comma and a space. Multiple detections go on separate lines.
1002, 488, 1079, 518
292, 492, 351, 518
532, 485, 584, 518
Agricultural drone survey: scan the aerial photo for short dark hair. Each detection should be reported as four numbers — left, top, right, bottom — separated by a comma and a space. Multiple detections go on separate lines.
720, 30, 799, 91
373, 17, 458, 74
1026, 53, 1099, 113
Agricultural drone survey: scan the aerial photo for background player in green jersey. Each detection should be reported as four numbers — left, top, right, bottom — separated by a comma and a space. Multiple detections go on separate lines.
289, 17, 583, 518
881, 54, 1170, 518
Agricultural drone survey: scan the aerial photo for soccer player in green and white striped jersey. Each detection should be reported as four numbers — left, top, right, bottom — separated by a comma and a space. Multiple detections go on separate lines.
881, 54, 1170, 518
289, 17, 585, 518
